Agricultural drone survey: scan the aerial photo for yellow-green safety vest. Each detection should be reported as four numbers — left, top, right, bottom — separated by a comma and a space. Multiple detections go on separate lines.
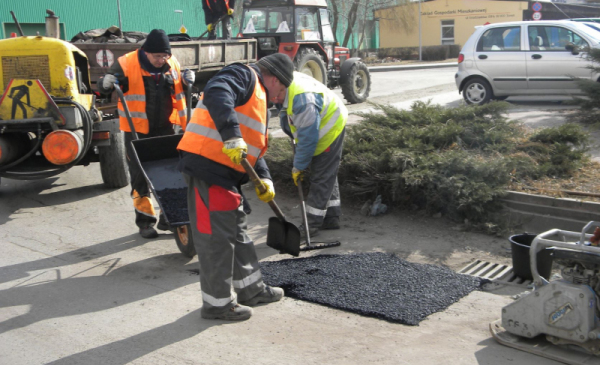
286, 72, 347, 156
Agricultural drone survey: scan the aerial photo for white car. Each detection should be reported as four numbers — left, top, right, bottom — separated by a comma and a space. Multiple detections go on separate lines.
455, 20, 600, 105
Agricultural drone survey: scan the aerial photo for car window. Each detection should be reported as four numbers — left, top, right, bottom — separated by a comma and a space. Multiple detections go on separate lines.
477, 27, 521, 51
528, 26, 589, 51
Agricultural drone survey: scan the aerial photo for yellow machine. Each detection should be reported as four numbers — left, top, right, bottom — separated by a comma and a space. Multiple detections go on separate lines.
0, 35, 128, 188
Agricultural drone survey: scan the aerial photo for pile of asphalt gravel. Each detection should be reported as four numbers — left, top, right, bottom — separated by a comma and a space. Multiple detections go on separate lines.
259, 252, 486, 325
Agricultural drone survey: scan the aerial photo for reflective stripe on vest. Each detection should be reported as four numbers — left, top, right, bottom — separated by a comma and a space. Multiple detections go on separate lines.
286, 72, 347, 156
177, 66, 268, 173
117, 50, 187, 134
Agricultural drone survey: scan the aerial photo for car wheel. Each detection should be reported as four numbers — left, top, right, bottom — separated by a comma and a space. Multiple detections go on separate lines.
463, 78, 492, 105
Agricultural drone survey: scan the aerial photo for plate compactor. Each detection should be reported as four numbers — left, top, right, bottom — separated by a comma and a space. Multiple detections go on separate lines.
491, 221, 600, 364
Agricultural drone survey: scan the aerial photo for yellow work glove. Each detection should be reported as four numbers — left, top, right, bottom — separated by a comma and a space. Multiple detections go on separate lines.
227, 8, 234, 16
255, 179, 275, 203
222, 137, 247, 165
292, 167, 303, 186
207, 23, 214, 32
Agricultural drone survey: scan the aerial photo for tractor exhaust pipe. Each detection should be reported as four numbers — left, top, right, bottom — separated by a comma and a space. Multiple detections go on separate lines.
45, 9, 60, 39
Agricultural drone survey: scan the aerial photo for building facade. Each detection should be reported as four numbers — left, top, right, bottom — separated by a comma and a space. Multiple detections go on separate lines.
375, 0, 600, 50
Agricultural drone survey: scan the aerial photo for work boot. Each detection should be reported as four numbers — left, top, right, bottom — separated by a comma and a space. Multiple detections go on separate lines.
201, 304, 253, 321
239, 286, 284, 306
299, 223, 319, 238
157, 214, 170, 231
321, 216, 340, 230
139, 226, 158, 239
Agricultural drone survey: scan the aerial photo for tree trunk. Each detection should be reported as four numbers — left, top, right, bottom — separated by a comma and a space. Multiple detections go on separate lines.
330, 0, 339, 39
342, 0, 360, 48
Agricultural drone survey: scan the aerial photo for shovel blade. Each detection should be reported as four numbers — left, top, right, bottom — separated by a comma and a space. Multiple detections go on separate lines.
266, 217, 300, 257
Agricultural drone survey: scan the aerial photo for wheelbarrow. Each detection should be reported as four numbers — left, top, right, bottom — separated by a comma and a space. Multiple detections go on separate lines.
116, 83, 301, 257
114, 85, 196, 258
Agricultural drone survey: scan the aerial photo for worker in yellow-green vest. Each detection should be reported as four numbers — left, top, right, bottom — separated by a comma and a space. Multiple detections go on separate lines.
278, 71, 348, 238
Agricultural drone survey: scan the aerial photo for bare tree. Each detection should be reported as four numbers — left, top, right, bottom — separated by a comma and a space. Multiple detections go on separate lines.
329, 0, 413, 50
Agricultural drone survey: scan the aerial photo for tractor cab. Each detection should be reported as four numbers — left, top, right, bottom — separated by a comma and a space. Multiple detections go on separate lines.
240, 0, 371, 104
241, 0, 335, 85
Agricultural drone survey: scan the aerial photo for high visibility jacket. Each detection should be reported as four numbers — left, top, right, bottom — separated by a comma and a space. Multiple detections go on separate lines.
286, 72, 347, 156
205, 0, 230, 13
177, 66, 267, 173
117, 50, 187, 134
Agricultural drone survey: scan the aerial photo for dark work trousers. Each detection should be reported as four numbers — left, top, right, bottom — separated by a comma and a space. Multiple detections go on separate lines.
183, 173, 265, 315
124, 127, 174, 228
206, 13, 232, 40
305, 128, 345, 228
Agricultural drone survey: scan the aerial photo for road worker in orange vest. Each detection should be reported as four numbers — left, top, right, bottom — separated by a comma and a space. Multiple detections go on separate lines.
203, 0, 234, 40
98, 29, 194, 239
177, 53, 294, 321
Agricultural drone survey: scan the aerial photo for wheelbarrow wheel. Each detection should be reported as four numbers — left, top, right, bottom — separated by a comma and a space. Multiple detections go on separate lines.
175, 224, 196, 258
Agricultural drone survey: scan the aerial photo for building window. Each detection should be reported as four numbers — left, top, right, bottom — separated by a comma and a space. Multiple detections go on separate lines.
441, 20, 454, 45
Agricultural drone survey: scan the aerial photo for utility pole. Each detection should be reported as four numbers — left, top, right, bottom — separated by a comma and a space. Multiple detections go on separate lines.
418, 0, 422, 61
117, 0, 122, 30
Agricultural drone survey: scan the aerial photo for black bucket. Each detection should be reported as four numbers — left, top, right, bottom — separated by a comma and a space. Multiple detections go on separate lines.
509, 233, 553, 280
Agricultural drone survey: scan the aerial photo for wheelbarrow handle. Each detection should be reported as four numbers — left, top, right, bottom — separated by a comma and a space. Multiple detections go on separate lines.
240, 158, 287, 222
113, 83, 138, 140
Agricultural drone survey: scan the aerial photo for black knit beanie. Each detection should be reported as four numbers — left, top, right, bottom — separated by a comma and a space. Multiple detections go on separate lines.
142, 29, 171, 55
256, 53, 294, 87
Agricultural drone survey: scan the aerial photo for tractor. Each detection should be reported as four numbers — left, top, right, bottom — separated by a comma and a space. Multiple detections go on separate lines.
240, 0, 371, 104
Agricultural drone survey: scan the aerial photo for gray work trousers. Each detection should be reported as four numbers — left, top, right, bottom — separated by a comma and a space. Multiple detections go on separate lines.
305, 128, 345, 228
183, 173, 265, 315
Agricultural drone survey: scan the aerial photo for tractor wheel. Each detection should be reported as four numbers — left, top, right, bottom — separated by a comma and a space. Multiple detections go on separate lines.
294, 48, 327, 85
341, 61, 371, 104
175, 224, 196, 258
99, 130, 129, 188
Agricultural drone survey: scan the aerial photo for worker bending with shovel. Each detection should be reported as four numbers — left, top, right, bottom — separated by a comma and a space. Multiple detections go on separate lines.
99, 29, 195, 239
278, 72, 348, 238
177, 54, 294, 321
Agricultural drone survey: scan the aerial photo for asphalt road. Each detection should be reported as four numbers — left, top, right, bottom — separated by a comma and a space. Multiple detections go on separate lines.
0, 66, 584, 365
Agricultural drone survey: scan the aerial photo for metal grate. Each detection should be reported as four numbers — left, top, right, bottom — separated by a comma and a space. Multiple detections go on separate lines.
2, 55, 51, 89
458, 259, 533, 288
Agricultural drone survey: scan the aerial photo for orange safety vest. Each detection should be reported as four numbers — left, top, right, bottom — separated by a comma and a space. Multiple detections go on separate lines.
205, 0, 230, 12
177, 66, 267, 173
117, 50, 187, 134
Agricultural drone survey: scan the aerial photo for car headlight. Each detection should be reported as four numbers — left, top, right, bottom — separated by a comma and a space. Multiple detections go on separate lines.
258, 37, 277, 51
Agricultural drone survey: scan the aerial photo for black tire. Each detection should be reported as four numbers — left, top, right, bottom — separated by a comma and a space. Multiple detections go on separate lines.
175, 224, 196, 258
341, 61, 371, 104
99, 131, 129, 188
294, 48, 327, 85
463, 77, 493, 106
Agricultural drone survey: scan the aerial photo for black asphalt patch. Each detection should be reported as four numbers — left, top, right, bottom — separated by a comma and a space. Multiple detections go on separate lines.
259, 252, 486, 326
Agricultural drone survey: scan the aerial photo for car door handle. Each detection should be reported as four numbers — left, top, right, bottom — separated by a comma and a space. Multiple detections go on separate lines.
531, 54, 542, 59
478, 55, 488, 59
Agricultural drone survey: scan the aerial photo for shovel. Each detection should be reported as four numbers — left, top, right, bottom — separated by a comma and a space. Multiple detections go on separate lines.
296, 178, 341, 252
240, 158, 301, 257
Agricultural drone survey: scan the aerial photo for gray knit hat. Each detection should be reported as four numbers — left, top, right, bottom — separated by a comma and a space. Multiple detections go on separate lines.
256, 53, 294, 87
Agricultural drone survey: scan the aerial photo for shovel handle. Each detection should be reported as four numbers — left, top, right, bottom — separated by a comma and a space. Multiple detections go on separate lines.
240, 158, 287, 222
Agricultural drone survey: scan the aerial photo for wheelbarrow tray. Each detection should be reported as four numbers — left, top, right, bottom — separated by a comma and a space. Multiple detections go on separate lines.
129, 134, 189, 227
